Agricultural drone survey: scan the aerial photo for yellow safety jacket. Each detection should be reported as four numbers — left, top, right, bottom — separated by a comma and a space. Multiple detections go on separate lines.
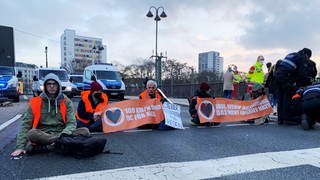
246, 61, 264, 84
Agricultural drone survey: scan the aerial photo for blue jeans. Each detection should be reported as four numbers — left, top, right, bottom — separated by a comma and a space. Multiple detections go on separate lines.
77, 119, 102, 132
223, 90, 233, 99
269, 93, 277, 107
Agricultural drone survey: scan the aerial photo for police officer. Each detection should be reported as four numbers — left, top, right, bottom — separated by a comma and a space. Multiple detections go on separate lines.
276, 48, 312, 124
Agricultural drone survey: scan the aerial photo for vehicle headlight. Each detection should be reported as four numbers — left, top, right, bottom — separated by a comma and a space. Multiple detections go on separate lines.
7, 81, 17, 88
121, 82, 126, 90
40, 85, 44, 91
66, 86, 72, 91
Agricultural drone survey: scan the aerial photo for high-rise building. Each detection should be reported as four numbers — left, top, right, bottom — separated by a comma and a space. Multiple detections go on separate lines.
60, 29, 107, 74
198, 51, 224, 74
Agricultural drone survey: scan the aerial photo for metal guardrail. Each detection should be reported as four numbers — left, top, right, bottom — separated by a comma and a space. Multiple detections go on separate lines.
126, 82, 248, 99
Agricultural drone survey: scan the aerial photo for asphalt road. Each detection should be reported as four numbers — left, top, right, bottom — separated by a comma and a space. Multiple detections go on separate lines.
0, 96, 320, 179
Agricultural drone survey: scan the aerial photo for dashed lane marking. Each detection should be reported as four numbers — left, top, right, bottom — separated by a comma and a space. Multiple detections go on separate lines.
0, 114, 22, 131
40, 147, 320, 180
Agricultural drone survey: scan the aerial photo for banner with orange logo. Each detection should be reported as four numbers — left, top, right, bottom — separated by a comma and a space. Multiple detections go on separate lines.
197, 95, 272, 123
101, 99, 164, 133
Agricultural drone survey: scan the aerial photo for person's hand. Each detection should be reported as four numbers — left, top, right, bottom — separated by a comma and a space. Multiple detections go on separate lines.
93, 112, 102, 121
11, 149, 26, 157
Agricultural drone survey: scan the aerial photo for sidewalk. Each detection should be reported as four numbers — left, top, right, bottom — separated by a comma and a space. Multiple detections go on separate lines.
125, 96, 189, 106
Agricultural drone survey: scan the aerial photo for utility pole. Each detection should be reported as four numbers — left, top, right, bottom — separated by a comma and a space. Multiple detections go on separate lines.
45, 46, 48, 67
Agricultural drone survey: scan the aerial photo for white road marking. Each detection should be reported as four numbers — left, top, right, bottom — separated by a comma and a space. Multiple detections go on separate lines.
123, 129, 153, 133
40, 147, 320, 180
0, 114, 22, 131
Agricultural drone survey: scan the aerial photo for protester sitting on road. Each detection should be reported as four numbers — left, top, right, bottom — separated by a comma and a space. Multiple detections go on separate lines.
11, 73, 89, 157
242, 83, 268, 125
138, 80, 174, 130
76, 81, 108, 132
189, 82, 220, 126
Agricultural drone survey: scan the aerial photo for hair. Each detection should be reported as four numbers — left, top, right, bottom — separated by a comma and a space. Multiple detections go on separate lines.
146, 80, 157, 89
257, 55, 264, 61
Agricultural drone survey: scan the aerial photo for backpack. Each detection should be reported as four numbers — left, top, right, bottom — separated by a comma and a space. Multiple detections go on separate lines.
54, 133, 107, 158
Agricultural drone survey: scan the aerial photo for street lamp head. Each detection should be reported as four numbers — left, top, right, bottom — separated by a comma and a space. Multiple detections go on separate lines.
146, 10, 153, 18
98, 46, 104, 51
160, 11, 167, 18
154, 14, 161, 21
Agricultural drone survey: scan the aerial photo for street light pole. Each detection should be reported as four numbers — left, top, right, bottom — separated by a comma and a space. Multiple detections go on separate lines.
45, 46, 48, 67
92, 45, 96, 65
146, 6, 167, 87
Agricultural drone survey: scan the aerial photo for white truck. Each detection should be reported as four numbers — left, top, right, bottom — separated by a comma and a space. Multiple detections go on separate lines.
32, 67, 74, 98
0, 66, 20, 102
83, 63, 125, 100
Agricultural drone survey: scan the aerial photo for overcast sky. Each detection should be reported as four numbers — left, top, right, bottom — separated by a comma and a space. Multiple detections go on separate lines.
1, 0, 320, 72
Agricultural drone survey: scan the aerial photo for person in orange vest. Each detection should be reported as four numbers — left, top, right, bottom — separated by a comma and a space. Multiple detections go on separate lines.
11, 73, 89, 157
138, 80, 174, 130
76, 81, 108, 132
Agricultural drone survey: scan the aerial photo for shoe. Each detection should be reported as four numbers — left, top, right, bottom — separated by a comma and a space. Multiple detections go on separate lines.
25, 141, 51, 155
190, 121, 198, 126
301, 114, 310, 130
213, 122, 220, 126
254, 118, 265, 125
25, 141, 35, 155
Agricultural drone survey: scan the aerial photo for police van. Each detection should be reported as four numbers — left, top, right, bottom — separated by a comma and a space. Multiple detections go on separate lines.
0, 66, 20, 102
32, 67, 74, 97
83, 63, 125, 100
69, 74, 85, 96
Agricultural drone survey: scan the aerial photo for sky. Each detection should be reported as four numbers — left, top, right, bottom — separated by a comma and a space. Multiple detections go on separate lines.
1, 0, 320, 72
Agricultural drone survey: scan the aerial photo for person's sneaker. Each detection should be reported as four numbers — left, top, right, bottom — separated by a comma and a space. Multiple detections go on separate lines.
190, 121, 198, 126
25, 141, 52, 155
254, 118, 265, 125
25, 141, 35, 155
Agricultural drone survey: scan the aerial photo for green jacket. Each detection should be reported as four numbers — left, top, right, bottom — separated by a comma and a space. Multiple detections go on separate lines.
16, 74, 76, 149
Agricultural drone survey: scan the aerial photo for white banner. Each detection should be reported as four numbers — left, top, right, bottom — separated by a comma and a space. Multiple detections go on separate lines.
163, 102, 184, 129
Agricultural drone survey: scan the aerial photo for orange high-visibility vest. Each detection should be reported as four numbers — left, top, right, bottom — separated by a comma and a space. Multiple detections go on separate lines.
29, 96, 67, 129
75, 91, 108, 124
139, 89, 163, 102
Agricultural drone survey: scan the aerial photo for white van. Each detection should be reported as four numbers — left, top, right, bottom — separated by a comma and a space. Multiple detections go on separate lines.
32, 67, 74, 97
83, 63, 125, 100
